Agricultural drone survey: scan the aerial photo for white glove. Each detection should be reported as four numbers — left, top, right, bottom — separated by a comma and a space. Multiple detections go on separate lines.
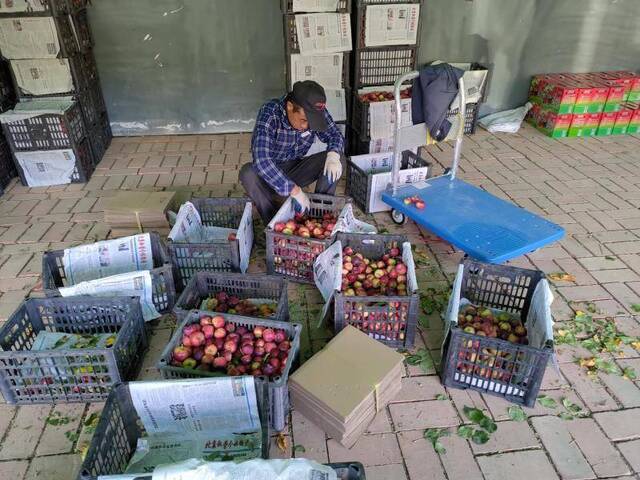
291, 187, 310, 213
323, 151, 343, 184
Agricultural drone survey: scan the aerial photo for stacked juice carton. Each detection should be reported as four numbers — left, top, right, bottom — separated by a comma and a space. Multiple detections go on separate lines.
527, 71, 640, 138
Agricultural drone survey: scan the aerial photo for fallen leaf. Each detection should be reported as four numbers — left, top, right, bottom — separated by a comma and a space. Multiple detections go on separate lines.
548, 272, 577, 283
537, 395, 558, 409
276, 433, 288, 452
508, 405, 527, 422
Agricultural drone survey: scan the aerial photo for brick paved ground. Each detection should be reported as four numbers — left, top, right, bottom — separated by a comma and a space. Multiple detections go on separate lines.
0, 124, 639, 479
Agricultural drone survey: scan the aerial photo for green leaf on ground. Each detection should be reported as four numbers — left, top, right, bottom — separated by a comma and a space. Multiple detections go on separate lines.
471, 429, 490, 445
558, 412, 575, 421
479, 417, 498, 433
424, 428, 450, 454
537, 395, 558, 409
622, 367, 637, 380
463, 406, 486, 424
293, 444, 306, 454
457, 425, 474, 439
604, 256, 616, 261
46, 412, 72, 426
631, 304, 640, 313
405, 348, 434, 374
508, 405, 527, 422
435, 394, 447, 401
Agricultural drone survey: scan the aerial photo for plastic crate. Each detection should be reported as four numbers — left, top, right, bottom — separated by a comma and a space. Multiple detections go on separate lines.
0, 135, 16, 195
158, 311, 302, 432
1, 99, 86, 151
351, 86, 411, 141
0, 59, 16, 112
353, 46, 417, 89
0, 296, 147, 404
13, 137, 95, 186
71, 8, 93, 51
329, 233, 419, 349
167, 197, 254, 291
41, 233, 177, 314
78, 79, 107, 128
441, 259, 553, 407
446, 102, 480, 135
88, 112, 112, 165
354, 2, 422, 50
78, 378, 270, 480
174, 272, 289, 323
281, 0, 351, 12
0, 0, 87, 16
284, 13, 351, 55
266, 193, 347, 284
347, 150, 430, 214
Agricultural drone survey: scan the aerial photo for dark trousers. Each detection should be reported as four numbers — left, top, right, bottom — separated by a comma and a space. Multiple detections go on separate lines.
239, 151, 339, 223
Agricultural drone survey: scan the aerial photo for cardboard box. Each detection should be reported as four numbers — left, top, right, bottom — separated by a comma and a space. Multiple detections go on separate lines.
613, 107, 632, 135
588, 84, 609, 113
626, 103, 640, 134
600, 71, 638, 101
596, 112, 617, 136
0, 17, 61, 59
572, 84, 595, 114
10, 59, 74, 96
540, 110, 572, 138
104, 191, 176, 232
569, 113, 600, 137
544, 81, 577, 114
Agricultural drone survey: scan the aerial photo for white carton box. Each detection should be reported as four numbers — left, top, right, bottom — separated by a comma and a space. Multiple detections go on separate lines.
0, 17, 61, 59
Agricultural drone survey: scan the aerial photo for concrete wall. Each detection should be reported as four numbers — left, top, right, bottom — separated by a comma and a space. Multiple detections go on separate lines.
418, 0, 640, 114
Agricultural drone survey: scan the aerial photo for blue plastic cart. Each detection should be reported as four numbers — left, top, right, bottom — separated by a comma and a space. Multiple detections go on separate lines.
380, 72, 564, 264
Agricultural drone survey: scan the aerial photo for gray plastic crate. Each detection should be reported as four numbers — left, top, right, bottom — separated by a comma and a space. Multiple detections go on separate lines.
346, 150, 431, 214
167, 197, 254, 291
332, 233, 419, 349
78, 377, 270, 480
442, 259, 552, 407
266, 193, 347, 284
157, 311, 302, 432
353, 46, 417, 89
0, 296, 147, 404
174, 272, 289, 323
41, 233, 177, 314
281, 0, 351, 13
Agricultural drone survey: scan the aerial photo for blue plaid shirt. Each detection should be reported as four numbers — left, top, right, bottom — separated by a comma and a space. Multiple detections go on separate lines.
251, 97, 344, 196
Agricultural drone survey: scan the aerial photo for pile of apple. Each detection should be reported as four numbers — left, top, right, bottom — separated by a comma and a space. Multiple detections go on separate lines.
341, 245, 409, 297
272, 212, 337, 240
171, 314, 291, 378
203, 292, 277, 318
402, 196, 425, 210
359, 88, 412, 103
457, 305, 528, 345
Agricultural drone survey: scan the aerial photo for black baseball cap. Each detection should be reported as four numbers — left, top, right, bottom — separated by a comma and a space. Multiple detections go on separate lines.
290, 80, 328, 132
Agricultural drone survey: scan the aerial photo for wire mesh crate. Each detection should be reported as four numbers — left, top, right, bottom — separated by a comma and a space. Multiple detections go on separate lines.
266, 193, 347, 284
330, 233, 419, 349
281, 0, 351, 13
158, 311, 302, 432
1, 99, 86, 151
353, 46, 417, 89
441, 259, 553, 407
174, 272, 289, 323
346, 150, 431, 214
167, 198, 254, 291
78, 377, 270, 480
0, 296, 147, 404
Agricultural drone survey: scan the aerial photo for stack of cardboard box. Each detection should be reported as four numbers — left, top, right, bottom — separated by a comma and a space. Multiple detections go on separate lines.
527, 71, 640, 138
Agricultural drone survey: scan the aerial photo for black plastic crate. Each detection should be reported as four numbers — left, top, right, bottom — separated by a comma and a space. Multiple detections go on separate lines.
158, 311, 302, 432
346, 150, 430, 214
266, 193, 347, 284
167, 197, 254, 291
88, 112, 112, 165
0, 134, 16, 196
351, 86, 411, 140
12, 137, 95, 186
78, 79, 107, 128
71, 8, 93, 51
78, 378, 270, 480
330, 233, 419, 349
446, 102, 480, 135
281, 0, 351, 13
353, 46, 417, 89
0, 0, 87, 17
174, 272, 289, 323
441, 259, 553, 407
1, 99, 87, 151
0, 296, 147, 404
0, 59, 15, 112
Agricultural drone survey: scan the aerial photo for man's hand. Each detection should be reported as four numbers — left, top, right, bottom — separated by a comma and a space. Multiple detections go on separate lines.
291, 185, 310, 213
323, 151, 343, 184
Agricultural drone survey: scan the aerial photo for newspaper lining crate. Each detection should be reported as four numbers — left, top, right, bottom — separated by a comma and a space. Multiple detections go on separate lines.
174, 272, 289, 323
331, 233, 419, 349
157, 311, 302, 432
1, 100, 86, 151
168, 197, 254, 291
354, 1, 422, 50
0, 0, 88, 17
353, 46, 417, 89
78, 378, 270, 480
0, 296, 147, 404
281, 0, 351, 13
285, 52, 351, 90
346, 150, 431, 214
284, 13, 351, 55
13, 137, 95, 186
266, 193, 347, 284
441, 259, 553, 407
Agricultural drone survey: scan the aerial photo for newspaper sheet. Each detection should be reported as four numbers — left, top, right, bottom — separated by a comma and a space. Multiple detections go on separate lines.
59, 270, 160, 321
325, 88, 347, 122
31, 331, 117, 351
0, 97, 74, 122
15, 149, 76, 187
292, 0, 340, 12
168, 202, 202, 243
364, 4, 420, 47
0, 17, 60, 59
368, 97, 412, 139
295, 13, 352, 54
63, 233, 154, 285
0, 0, 47, 13
11, 58, 73, 95
289, 53, 343, 89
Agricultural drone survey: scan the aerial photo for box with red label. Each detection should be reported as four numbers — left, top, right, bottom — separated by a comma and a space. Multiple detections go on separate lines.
541, 111, 572, 138
543, 82, 577, 114
587, 84, 609, 113
627, 106, 640, 134
569, 113, 599, 137
566, 82, 594, 114
596, 112, 617, 136
613, 107, 633, 135
600, 71, 638, 101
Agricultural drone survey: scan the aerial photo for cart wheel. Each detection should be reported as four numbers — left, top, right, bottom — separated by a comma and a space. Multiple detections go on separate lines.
391, 209, 407, 225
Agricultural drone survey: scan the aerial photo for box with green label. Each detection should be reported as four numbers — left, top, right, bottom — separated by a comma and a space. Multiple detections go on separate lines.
596, 112, 617, 136
540, 110, 572, 138
613, 108, 632, 135
627, 106, 640, 134
543, 82, 577, 114
569, 113, 600, 137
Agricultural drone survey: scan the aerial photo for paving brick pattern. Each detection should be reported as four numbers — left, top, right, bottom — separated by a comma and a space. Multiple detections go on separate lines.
0, 126, 639, 478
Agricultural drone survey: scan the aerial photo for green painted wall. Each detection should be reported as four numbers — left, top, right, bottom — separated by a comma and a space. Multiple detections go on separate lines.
418, 0, 640, 114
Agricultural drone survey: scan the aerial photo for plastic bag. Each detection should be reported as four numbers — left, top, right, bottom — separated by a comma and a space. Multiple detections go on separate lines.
479, 102, 532, 133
